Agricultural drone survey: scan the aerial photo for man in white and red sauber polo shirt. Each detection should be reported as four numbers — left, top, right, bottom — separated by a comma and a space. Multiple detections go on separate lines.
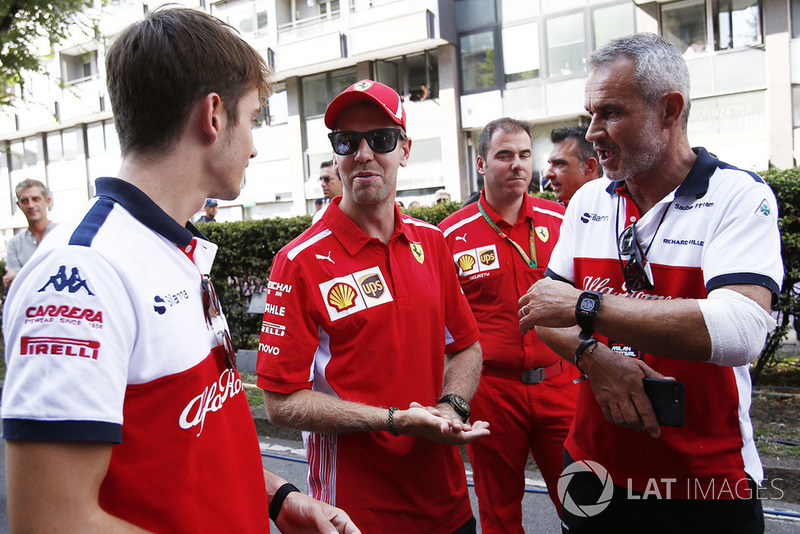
258, 80, 490, 534
440, 118, 577, 532
1, 8, 357, 534
519, 34, 782, 533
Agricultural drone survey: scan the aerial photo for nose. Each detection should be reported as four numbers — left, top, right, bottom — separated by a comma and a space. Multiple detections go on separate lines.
585, 116, 602, 143
354, 137, 374, 163
544, 164, 555, 179
250, 143, 257, 159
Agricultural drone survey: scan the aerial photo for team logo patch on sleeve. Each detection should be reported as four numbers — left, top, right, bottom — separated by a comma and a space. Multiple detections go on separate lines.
38, 266, 95, 295
454, 245, 500, 277
319, 266, 393, 321
755, 199, 775, 220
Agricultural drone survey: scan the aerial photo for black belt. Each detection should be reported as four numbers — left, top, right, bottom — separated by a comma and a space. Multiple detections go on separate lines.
482, 360, 563, 384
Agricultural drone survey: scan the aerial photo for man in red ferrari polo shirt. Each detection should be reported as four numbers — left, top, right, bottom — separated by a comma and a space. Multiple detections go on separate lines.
440, 117, 578, 532
257, 80, 490, 533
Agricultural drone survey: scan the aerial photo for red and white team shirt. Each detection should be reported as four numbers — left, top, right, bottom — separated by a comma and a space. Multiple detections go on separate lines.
439, 191, 565, 369
257, 198, 480, 533
546, 148, 783, 499
2, 178, 269, 533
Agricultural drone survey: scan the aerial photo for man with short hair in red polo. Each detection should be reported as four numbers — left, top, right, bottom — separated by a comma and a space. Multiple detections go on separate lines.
440, 117, 578, 532
257, 80, 490, 534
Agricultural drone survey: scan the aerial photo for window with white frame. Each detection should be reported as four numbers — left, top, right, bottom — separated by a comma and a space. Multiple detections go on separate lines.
301, 68, 357, 117
61, 50, 98, 84
546, 12, 585, 76
503, 23, 540, 82
255, 82, 288, 127
660, 0, 761, 55
793, 0, 800, 38
212, 0, 269, 34
375, 51, 439, 101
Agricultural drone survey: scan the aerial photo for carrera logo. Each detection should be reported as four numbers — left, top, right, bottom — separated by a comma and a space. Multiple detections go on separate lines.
25, 305, 103, 323
20, 336, 100, 359
318, 266, 393, 322
328, 283, 358, 311
358, 274, 385, 299
453, 245, 500, 277
479, 249, 496, 266
38, 266, 94, 295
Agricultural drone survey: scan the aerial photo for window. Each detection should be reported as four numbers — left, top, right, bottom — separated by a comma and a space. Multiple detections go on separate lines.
301, 68, 357, 117
212, 0, 269, 34
660, 0, 761, 54
61, 50, 98, 84
547, 13, 585, 76
503, 23, 540, 82
255, 82, 288, 127
460, 31, 498, 92
456, 0, 497, 32
794, 0, 800, 38
375, 51, 439, 101
593, 3, 634, 49
793, 85, 800, 127
501, 0, 538, 21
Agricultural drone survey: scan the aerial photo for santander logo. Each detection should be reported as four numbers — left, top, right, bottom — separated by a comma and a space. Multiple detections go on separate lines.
179, 368, 243, 437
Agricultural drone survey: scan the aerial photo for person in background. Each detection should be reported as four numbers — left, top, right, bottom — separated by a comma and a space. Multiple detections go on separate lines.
198, 198, 218, 222
519, 32, 781, 533
312, 160, 343, 223
258, 79, 489, 533
435, 189, 451, 204
1, 7, 358, 534
3, 179, 57, 289
543, 126, 602, 207
440, 118, 577, 531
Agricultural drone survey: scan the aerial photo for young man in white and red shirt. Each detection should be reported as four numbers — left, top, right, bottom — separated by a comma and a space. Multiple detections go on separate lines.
519, 33, 782, 533
258, 80, 490, 533
440, 118, 578, 532
2, 8, 357, 534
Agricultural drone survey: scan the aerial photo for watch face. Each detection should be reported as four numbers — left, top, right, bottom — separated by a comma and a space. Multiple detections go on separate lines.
580, 298, 596, 312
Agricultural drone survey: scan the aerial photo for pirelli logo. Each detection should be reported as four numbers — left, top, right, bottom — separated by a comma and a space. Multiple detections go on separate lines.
20, 336, 100, 359
454, 244, 500, 277
319, 266, 393, 322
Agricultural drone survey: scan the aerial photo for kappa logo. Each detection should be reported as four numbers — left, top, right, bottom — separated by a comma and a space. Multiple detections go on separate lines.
319, 266, 393, 321
20, 336, 100, 360
38, 266, 94, 295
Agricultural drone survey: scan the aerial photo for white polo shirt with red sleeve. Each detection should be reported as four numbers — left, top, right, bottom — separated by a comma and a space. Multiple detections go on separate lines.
546, 148, 783, 499
257, 198, 480, 533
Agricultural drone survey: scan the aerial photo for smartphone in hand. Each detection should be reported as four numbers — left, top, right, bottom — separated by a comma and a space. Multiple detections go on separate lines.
643, 378, 685, 427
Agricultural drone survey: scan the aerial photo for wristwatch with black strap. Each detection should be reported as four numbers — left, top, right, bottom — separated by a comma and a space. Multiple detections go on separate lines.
575, 290, 602, 340
438, 393, 470, 423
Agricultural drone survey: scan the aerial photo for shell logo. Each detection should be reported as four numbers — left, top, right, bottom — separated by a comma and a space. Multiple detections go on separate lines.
458, 254, 476, 272
327, 283, 358, 311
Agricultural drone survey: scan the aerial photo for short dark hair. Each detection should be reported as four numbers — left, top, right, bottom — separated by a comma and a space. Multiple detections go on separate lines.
550, 126, 603, 177
106, 7, 272, 157
477, 117, 532, 160
15, 179, 49, 200
320, 160, 340, 179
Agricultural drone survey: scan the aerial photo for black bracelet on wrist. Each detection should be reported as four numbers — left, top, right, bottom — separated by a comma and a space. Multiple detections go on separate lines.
388, 406, 399, 436
269, 482, 300, 522
574, 338, 599, 375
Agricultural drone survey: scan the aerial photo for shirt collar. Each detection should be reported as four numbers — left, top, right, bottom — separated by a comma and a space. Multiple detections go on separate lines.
94, 177, 204, 248
604, 147, 717, 199
322, 196, 411, 254
478, 189, 534, 227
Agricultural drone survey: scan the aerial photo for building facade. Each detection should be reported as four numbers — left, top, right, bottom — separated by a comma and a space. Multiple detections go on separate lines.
0, 0, 798, 246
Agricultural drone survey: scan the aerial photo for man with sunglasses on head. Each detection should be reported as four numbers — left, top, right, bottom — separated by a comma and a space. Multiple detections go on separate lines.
1, 7, 358, 534
518, 33, 782, 533
312, 160, 343, 223
258, 79, 490, 533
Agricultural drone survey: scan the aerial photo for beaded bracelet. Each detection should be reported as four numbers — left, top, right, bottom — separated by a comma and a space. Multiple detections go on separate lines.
388, 406, 399, 436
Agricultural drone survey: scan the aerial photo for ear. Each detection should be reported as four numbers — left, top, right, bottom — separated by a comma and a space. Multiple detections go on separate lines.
398, 137, 412, 168
198, 93, 224, 144
661, 91, 685, 128
476, 155, 486, 176
583, 157, 598, 177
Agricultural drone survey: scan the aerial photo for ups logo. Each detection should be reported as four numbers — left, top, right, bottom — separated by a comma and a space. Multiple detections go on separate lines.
479, 250, 496, 266
358, 273, 384, 299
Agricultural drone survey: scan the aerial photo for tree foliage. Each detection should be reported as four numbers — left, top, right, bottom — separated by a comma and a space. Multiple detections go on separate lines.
0, 0, 94, 100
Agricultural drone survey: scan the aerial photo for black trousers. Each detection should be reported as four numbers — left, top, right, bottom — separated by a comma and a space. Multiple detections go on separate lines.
561, 452, 765, 534
452, 516, 477, 534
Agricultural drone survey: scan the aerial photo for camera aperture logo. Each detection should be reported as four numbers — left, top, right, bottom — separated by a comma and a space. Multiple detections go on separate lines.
558, 460, 613, 517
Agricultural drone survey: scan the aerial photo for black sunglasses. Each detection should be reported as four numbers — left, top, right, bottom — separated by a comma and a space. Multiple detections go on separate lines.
319, 176, 332, 183
202, 275, 236, 370
617, 224, 654, 292
328, 128, 403, 156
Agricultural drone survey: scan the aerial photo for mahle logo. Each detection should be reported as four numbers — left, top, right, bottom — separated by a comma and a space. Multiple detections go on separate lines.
558, 460, 614, 518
